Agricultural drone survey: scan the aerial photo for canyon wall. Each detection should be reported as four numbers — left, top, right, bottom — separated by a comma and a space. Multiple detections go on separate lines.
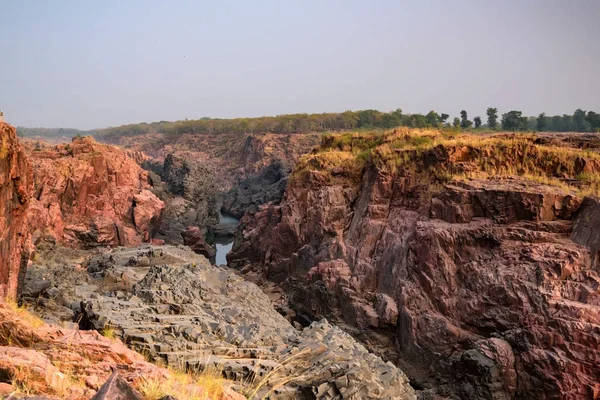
99, 131, 320, 190
229, 132, 600, 398
0, 123, 33, 300
25, 136, 164, 248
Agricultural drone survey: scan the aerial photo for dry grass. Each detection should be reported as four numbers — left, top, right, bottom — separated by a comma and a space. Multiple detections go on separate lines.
100, 325, 117, 340
242, 347, 313, 399
293, 128, 600, 197
4, 299, 44, 329
137, 361, 227, 400
10, 365, 34, 396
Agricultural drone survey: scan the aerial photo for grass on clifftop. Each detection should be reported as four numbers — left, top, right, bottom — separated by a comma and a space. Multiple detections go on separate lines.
292, 127, 600, 197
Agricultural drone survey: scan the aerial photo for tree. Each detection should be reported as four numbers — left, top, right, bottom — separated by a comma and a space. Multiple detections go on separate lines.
585, 111, 600, 132
473, 117, 482, 128
573, 109, 588, 132
536, 113, 547, 131
440, 113, 450, 123
452, 117, 460, 127
486, 107, 498, 129
460, 110, 472, 129
425, 111, 440, 127
501, 110, 528, 131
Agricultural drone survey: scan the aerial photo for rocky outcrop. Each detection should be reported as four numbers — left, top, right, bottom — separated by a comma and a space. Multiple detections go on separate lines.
25, 136, 164, 248
229, 133, 600, 398
221, 161, 288, 219
0, 123, 33, 300
144, 154, 218, 245
55, 246, 416, 399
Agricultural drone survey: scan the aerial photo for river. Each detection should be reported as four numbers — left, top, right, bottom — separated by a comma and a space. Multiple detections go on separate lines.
211, 210, 239, 266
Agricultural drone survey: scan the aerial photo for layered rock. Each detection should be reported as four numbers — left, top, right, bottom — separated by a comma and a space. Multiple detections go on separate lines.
0, 123, 33, 300
229, 131, 600, 398
25, 136, 164, 248
54, 246, 416, 399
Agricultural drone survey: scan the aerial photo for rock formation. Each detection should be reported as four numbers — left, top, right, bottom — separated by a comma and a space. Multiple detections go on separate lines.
25, 136, 164, 248
29, 245, 416, 399
0, 301, 243, 399
229, 130, 600, 398
0, 123, 33, 300
104, 131, 320, 191
143, 154, 218, 245
221, 161, 288, 219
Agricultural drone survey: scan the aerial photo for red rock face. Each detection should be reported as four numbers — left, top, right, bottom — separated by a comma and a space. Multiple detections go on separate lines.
229, 165, 600, 398
26, 136, 164, 248
0, 123, 33, 300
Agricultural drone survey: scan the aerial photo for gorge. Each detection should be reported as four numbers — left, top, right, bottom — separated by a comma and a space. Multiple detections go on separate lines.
2, 122, 600, 399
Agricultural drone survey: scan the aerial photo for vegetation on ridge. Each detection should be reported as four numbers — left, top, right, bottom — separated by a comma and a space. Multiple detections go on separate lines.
293, 128, 600, 197
15, 107, 600, 140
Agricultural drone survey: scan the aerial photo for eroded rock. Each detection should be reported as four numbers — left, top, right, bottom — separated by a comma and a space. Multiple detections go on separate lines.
0, 123, 33, 300
75, 246, 416, 399
25, 136, 164, 248
229, 161, 600, 398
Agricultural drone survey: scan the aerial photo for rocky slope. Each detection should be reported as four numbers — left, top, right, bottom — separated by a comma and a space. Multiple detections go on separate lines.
24, 136, 164, 248
0, 301, 243, 399
0, 123, 33, 301
229, 129, 600, 399
22, 244, 416, 399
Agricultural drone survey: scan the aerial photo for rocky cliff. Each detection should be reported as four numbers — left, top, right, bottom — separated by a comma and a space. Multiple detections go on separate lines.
221, 161, 288, 219
229, 129, 600, 399
0, 123, 33, 300
101, 131, 320, 191
25, 136, 164, 248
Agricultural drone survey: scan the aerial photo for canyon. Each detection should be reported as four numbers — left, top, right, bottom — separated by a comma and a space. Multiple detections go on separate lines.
2, 123, 600, 399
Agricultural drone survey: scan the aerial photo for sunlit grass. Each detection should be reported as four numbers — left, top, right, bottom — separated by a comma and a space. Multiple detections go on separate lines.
4, 299, 44, 329
292, 127, 600, 197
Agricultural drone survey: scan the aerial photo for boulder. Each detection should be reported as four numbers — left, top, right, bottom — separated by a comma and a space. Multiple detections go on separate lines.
181, 226, 216, 258
90, 372, 143, 400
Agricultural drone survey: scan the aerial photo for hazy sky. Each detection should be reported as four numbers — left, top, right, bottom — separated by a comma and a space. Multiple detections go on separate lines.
1, 0, 599, 129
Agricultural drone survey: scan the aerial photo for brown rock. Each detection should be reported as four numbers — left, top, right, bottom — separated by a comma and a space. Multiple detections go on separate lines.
133, 190, 163, 240
90, 372, 143, 400
0, 123, 33, 300
181, 226, 216, 258
572, 196, 600, 268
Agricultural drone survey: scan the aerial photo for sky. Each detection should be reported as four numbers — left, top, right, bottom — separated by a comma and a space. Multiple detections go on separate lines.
1, 0, 599, 129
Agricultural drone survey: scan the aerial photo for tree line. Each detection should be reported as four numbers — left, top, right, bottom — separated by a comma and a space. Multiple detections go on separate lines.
17, 108, 600, 140
93, 108, 600, 139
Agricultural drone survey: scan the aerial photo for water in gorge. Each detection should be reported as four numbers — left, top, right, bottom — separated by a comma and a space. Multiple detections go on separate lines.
211, 209, 239, 266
